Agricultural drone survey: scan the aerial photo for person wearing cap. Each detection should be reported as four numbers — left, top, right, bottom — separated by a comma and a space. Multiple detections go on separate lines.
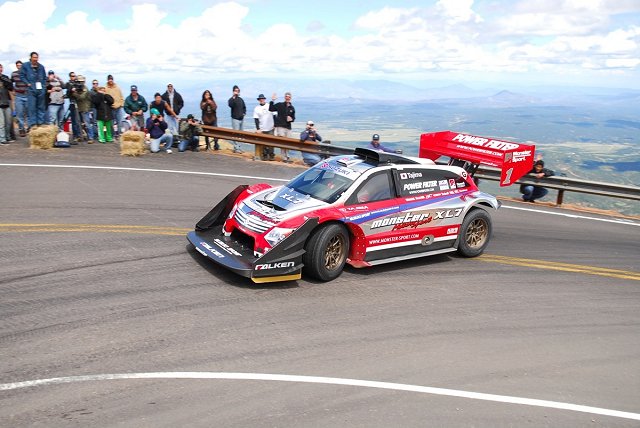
177, 114, 203, 152
368, 134, 394, 153
162, 83, 183, 135
19, 51, 47, 128
269, 92, 295, 162
520, 159, 555, 202
46, 70, 65, 131
91, 86, 115, 143
65, 71, 83, 141
105, 74, 125, 138
253, 93, 275, 160
146, 108, 173, 153
69, 75, 97, 143
299, 120, 324, 166
124, 85, 148, 130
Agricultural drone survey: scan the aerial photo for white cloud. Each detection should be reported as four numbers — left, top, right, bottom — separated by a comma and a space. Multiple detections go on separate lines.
0, 0, 637, 88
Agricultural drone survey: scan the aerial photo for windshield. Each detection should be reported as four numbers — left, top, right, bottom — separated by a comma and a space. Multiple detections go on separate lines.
286, 166, 356, 203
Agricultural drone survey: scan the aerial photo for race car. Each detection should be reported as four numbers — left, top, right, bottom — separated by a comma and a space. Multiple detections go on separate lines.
187, 131, 535, 283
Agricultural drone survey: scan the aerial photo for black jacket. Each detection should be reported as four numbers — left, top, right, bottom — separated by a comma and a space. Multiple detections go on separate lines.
91, 93, 115, 121
162, 90, 184, 115
228, 95, 246, 120
269, 101, 295, 129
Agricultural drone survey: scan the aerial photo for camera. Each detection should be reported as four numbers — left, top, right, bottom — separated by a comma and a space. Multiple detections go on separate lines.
71, 81, 85, 91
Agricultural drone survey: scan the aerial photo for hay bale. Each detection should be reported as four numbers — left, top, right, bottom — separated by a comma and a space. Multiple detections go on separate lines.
29, 125, 58, 150
120, 131, 147, 156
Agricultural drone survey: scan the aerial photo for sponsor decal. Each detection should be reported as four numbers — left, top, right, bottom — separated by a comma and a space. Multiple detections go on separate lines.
456, 182, 466, 188
510, 150, 532, 162
341, 205, 369, 212
447, 227, 459, 234
371, 206, 400, 215
433, 208, 463, 220
448, 179, 456, 188
279, 193, 304, 204
255, 261, 296, 270
348, 212, 371, 221
213, 239, 242, 256
452, 133, 520, 151
369, 234, 420, 245
400, 171, 423, 180
461, 171, 468, 178
200, 242, 225, 258
319, 162, 358, 178
371, 212, 432, 230
439, 180, 449, 190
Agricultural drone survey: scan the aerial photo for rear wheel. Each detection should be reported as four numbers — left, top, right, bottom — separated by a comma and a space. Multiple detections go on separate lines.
457, 209, 492, 257
303, 224, 349, 281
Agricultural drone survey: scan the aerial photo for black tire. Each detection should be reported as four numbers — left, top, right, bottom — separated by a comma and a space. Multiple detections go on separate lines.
457, 209, 492, 257
303, 223, 349, 281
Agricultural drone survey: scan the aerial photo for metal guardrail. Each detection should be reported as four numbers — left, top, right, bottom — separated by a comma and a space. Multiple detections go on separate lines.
200, 126, 640, 206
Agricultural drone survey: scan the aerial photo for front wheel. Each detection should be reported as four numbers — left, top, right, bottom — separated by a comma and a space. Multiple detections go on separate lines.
303, 224, 349, 281
457, 209, 492, 257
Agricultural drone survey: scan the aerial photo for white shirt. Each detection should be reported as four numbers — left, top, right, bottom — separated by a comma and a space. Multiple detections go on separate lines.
253, 103, 275, 131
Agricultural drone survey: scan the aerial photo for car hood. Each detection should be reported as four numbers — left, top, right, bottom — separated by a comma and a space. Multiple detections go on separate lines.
244, 186, 329, 221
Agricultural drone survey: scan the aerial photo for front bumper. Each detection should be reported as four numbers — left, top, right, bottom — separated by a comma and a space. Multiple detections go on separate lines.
187, 217, 319, 283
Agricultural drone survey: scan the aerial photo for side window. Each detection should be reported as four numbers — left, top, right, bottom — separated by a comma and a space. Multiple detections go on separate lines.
396, 169, 469, 197
347, 171, 394, 204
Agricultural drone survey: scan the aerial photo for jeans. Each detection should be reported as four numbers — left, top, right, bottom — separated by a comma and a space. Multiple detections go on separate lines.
150, 133, 173, 153
521, 185, 548, 201
165, 115, 178, 135
0, 106, 11, 142
80, 111, 96, 140
112, 107, 125, 135
27, 89, 46, 126
48, 103, 65, 130
178, 136, 199, 152
14, 94, 28, 131
68, 102, 81, 138
230, 118, 243, 150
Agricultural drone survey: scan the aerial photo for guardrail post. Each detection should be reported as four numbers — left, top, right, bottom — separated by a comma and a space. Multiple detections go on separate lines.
556, 189, 565, 206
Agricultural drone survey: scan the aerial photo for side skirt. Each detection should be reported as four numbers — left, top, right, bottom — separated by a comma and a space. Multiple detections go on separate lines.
352, 247, 458, 267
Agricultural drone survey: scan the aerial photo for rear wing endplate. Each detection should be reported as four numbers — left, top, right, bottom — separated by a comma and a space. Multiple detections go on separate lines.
419, 131, 536, 186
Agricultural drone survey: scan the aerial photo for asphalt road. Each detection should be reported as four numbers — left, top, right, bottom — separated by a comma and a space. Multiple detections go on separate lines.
1, 141, 639, 427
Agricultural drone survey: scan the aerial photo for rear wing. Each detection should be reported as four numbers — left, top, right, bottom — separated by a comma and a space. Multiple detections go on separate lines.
419, 131, 536, 187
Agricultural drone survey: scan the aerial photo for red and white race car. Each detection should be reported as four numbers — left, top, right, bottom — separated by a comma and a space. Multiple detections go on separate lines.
187, 131, 535, 283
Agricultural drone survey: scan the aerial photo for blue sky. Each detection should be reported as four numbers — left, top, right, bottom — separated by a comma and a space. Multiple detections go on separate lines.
2, 0, 639, 91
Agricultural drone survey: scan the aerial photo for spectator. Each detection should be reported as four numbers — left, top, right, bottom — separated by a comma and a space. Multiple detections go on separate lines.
200, 89, 219, 151
149, 92, 175, 125
368, 134, 394, 153
46, 70, 65, 131
124, 85, 147, 130
227, 85, 245, 153
0, 63, 13, 144
89, 79, 100, 138
177, 114, 203, 152
65, 71, 83, 142
269, 92, 295, 163
520, 160, 555, 203
253, 93, 275, 160
11, 60, 29, 137
69, 75, 96, 143
162, 83, 183, 134
91, 86, 115, 143
105, 74, 125, 138
19, 52, 47, 129
300, 120, 323, 166
146, 108, 173, 153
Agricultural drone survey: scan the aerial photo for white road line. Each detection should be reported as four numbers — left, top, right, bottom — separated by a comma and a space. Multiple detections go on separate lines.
1, 372, 638, 421
501, 205, 639, 226
2, 163, 637, 226
0, 163, 290, 182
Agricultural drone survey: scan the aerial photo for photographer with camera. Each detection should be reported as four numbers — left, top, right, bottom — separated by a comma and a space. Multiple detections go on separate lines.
65, 72, 83, 142
146, 108, 173, 153
299, 120, 323, 167
46, 71, 65, 131
69, 75, 96, 143
177, 114, 203, 152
